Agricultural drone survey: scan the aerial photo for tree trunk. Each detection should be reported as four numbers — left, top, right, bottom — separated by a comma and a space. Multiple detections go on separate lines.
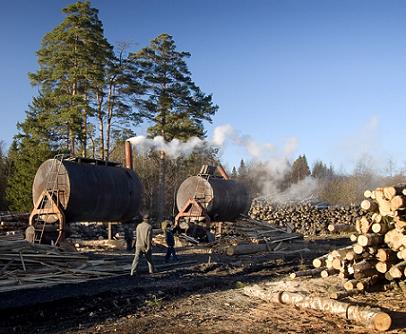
81, 107, 87, 157
157, 150, 166, 223
96, 91, 105, 160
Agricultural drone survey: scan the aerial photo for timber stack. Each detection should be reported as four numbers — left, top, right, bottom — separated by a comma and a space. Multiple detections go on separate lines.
249, 200, 362, 235
301, 184, 406, 294
211, 218, 302, 256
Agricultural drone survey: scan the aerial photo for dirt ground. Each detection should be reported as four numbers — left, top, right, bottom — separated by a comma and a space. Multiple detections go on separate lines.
1, 237, 406, 334
64, 277, 406, 334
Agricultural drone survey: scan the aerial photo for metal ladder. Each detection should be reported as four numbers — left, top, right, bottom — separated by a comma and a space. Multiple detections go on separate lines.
33, 154, 66, 244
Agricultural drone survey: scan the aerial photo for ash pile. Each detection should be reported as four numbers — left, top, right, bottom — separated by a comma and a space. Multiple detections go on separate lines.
249, 199, 362, 236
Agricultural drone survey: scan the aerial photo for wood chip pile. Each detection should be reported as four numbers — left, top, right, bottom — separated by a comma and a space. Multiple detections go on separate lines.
291, 184, 406, 297
249, 200, 362, 235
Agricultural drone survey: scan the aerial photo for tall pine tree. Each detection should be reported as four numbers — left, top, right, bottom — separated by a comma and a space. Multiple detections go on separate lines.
129, 33, 218, 220
29, 1, 113, 156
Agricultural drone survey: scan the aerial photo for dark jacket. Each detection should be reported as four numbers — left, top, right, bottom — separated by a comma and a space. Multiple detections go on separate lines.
165, 228, 175, 247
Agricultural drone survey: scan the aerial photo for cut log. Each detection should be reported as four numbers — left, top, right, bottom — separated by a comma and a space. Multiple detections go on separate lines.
320, 268, 337, 278
350, 234, 358, 242
376, 248, 396, 262
332, 258, 344, 270
360, 217, 372, 234
331, 246, 353, 258
243, 287, 392, 332
329, 289, 363, 300
372, 213, 382, 223
376, 262, 390, 274
360, 200, 378, 213
226, 243, 268, 256
345, 250, 364, 261
384, 229, 406, 251
290, 268, 324, 279
353, 259, 377, 273
364, 190, 372, 198
388, 261, 406, 279
357, 234, 384, 247
312, 254, 328, 268
397, 248, 406, 260
328, 224, 356, 233
390, 195, 406, 211
356, 275, 380, 291
344, 279, 358, 291
353, 243, 364, 255
354, 268, 379, 280
371, 222, 390, 234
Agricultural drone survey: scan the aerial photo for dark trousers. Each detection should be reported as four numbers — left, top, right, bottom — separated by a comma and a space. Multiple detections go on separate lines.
165, 246, 178, 262
131, 247, 154, 275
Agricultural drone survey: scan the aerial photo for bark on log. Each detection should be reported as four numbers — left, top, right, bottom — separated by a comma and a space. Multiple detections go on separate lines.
290, 268, 324, 279
329, 289, 363, 300
320, 268, 337, 278
226, 243, 268, 256
361, 200, 378, 213
358, 234, 384, 247
312, 255, 328, 268
243, 287, 392, 332
356, 275, 380, 291
354, 268, 380, 280
328, 224, 356, 233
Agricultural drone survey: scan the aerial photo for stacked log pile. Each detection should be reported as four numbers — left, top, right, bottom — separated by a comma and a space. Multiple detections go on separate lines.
249, 200, 362, 235
212, 217, 303, 256
0, 212, 29, 235
292, 184, 406, 296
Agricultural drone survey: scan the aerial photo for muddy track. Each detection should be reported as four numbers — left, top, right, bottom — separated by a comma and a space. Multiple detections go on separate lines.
0, 254, 307, 334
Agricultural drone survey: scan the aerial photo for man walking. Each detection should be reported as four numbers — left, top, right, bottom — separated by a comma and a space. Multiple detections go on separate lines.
130, 214, 155, 275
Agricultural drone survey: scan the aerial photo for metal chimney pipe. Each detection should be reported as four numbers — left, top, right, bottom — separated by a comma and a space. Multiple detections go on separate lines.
217, 164, 229, 180
124, 140, 133, 170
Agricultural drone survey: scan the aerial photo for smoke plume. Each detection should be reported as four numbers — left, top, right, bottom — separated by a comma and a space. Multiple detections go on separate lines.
128, 124, 318, 203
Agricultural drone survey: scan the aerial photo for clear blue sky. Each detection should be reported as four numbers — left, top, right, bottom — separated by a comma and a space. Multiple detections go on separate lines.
1, 0, 406, 172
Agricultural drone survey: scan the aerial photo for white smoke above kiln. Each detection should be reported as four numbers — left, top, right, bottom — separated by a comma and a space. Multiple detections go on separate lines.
127, 124, 316, 203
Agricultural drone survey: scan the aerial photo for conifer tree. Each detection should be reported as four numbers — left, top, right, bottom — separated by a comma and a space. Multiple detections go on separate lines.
29, 1, 113, 156
6, 102, 54, 211
129, 33, 218, 220
290, 155, 311, 184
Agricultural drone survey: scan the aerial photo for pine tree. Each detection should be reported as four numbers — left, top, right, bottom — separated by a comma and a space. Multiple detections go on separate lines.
238, 159, 247, 177
6, 102, 54, 211
129, 33, 218, 220
231, 166, 238, 178
29, 1, 113, 156
311, 160, 332, 179
290, 155, 311, 184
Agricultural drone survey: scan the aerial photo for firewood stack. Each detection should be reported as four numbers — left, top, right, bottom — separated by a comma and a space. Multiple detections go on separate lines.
249, 200, 362, 235
308, 184, 406, 294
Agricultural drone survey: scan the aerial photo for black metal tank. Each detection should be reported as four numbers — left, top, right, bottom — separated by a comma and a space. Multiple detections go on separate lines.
32, 159, 143, 222
176, 175, 249, 221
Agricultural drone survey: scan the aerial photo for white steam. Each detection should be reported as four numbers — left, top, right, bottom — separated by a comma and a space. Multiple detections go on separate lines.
128, 124, 317, 203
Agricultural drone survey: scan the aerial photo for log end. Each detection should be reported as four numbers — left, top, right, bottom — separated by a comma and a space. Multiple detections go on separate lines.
373, 312, 392, 332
